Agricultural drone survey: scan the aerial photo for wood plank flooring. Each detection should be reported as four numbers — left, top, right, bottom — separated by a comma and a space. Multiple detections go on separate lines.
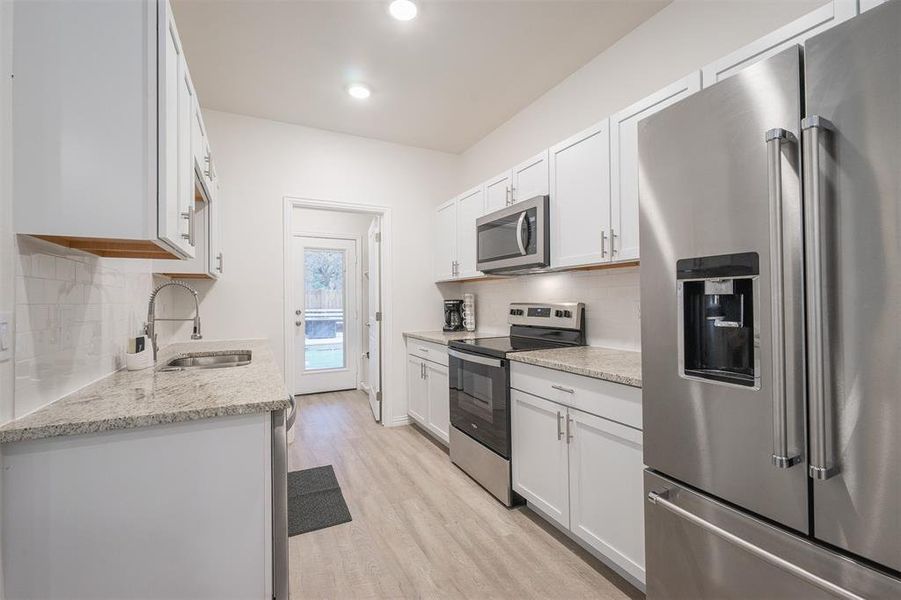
288, 390, 643, 600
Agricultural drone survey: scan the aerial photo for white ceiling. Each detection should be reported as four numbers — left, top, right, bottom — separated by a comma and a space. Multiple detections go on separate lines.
172, 0, 670, 153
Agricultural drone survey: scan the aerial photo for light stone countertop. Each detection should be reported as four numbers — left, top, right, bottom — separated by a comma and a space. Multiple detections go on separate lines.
403, 330, 498, 345
0, 339, 291, 444
509, 346, 642, 388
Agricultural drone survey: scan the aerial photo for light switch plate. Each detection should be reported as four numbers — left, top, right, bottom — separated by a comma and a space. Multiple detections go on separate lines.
0, 311, 11, 363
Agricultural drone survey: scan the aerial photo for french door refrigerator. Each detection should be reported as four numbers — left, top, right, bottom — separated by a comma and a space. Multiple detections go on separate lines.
639, 2, 901, 598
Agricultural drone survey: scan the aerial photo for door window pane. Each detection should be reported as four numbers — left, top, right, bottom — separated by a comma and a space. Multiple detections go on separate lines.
304, 248, 346, 370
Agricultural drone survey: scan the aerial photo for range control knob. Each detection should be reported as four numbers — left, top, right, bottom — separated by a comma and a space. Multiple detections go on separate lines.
563, 310, 572, 318
554, 310, 563, 317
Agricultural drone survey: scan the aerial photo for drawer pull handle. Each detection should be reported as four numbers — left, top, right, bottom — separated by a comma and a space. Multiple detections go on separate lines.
551, 384, 575, 394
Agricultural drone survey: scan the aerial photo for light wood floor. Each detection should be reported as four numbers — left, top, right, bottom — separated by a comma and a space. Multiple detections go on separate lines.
288, 389, 643, 600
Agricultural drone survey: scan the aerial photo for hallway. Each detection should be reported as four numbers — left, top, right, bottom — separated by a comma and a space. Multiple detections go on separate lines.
288, 390, 642, 599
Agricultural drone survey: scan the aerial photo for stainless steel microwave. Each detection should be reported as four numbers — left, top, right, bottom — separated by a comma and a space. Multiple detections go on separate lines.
476, 195, 549, 274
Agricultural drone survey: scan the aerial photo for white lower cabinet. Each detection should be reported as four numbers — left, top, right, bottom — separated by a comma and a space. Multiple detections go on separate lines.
511, 389, 570, 527
511, 364, 645, 587
406, 343, 450, 445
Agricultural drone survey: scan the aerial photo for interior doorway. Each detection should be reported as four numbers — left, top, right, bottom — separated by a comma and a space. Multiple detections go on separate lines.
285, 199, 387, 424
292, 236, 359, 395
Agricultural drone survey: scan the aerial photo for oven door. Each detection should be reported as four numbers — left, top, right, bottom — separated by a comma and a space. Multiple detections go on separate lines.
448, 348, 510, 458
476, 195, 549, 273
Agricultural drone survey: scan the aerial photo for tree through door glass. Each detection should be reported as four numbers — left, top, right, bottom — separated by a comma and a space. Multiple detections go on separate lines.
304, 247, 346, 370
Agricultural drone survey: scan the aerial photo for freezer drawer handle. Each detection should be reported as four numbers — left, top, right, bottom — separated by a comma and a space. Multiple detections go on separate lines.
647, 490, 864, 600
801, 116, 838, 480
765, 127, 801, 470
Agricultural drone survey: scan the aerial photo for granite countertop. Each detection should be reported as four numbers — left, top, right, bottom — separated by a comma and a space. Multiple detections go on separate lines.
0, 339, 291, 444
509, 346, 642, 388
404, 330, 498, 345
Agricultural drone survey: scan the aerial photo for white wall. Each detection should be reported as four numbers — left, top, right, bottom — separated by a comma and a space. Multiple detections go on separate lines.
443, 0, 827, 351
184, 110, 458, 425
291, 207, 375, 388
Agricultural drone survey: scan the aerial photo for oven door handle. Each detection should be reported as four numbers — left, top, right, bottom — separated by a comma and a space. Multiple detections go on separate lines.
448, 348, 504, 368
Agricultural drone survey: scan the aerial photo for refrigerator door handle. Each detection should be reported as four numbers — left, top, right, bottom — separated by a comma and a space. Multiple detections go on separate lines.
801, 116, 838, 481
647, 490, 864, 600
765, 128, 802, 469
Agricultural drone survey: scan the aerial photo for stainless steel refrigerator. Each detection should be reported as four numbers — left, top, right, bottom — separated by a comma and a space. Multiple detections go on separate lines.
639, 2, 901, 597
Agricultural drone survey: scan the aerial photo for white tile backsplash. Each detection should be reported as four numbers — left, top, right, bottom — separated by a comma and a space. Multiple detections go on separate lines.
13, 236, 154, 418
444, 266, 641, 351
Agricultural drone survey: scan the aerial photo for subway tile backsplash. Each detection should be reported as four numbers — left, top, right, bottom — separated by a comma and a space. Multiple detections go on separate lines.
13, 236, 154, 418
445, 267, 641, 351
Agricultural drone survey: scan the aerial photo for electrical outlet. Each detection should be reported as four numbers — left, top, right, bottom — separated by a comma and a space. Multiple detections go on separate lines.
0, 311, 11, 363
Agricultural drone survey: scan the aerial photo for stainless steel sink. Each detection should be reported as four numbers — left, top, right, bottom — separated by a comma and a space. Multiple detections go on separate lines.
159, 351, 252, 371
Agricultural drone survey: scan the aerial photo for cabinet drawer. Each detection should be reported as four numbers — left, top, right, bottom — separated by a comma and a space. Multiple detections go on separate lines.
511, 362, 642, 430
407, 339, 448, 366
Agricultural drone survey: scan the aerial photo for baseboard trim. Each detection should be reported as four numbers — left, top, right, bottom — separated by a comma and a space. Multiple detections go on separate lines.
388, 415, 410, 427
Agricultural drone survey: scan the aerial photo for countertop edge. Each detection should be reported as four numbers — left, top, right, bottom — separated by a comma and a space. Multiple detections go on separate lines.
508, 352, 642, 389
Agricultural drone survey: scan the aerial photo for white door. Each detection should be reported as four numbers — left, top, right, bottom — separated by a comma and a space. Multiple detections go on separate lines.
425, 361, 449, 443
484, 170, 513, 213
610, 71, 701, 262
510, 389, 570, 528
293, 236, 358, 395
367, 218, 381, 422
549, 119, 611, 268
455, 186, 484, 279
407, 355, 427, 424
434, 200, 457, 281
512, 150, 549, 203
568, 407, 646, 584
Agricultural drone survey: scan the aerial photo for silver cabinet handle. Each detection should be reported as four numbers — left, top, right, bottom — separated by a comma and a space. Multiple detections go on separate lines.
180, 204, 195, 247
601, 230, 607, 258
556, 411, 564, 441
516, 211, 528, 256
505, 185, 512, 205
801, 116, 837, 481
765, 128, 801, 470
216, 252, 223, 273
204, 151, 212, 179
566, 414, 574, 443
647, 490, 863, 600
610, 228, 618, 256
551, 384, 574, 394
418, 347, 429, 353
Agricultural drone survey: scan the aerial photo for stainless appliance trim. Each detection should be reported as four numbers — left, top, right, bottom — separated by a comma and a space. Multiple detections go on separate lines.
647, 489, 863, 600
270, 409, 289, 599
765, 127, 802, 470
447, 348, 504, 368
449, 425, 512, 506
515, 211, 527, 256
476, 195, 549, 273
801, 115, 837, 481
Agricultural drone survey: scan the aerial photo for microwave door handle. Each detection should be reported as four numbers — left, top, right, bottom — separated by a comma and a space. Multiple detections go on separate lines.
516, 211, 528, 256
447, 348, 503, 368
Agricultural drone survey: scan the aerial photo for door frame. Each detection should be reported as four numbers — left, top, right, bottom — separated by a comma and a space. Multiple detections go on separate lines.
291, 232, 361, 395
283, 197, 392, 423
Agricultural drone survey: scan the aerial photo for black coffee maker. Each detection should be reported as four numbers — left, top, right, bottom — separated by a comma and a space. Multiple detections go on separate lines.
443, 299, 465, 332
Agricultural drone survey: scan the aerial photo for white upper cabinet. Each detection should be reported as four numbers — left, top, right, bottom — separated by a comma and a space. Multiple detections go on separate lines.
549, 119, 611, 269
701, 0, 857, 87
455, 186, 485, 279
484, 170, 513, 213
860, 0, 886, 12
13, 0, 200, 260
511, 150, 549, 203
611, 71, 701, 263
433, 200, 457, 281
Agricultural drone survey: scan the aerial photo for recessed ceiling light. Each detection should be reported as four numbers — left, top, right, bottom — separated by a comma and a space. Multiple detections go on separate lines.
389, 0, 418, 21
347, 84, 371, 100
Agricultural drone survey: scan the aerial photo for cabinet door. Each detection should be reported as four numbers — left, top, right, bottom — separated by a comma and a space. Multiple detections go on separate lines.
549, 119, 611, 268
208, 190, 222, 278
433, 200, 457, 281
511, 390, 570, 528
425, 361, 450, 444
568, 408, 645, 584
407, 356, 427, 424
484, 170, 513, 213
512, 150, 549, 203
455, 186, 484, 279
610, 71, 700, 263
701, 1, 856, 87
176, 60, 197, 258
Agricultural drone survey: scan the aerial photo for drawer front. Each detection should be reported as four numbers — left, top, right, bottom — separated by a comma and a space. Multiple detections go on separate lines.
511, 361, 642, 430
407, 339, 449, 366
